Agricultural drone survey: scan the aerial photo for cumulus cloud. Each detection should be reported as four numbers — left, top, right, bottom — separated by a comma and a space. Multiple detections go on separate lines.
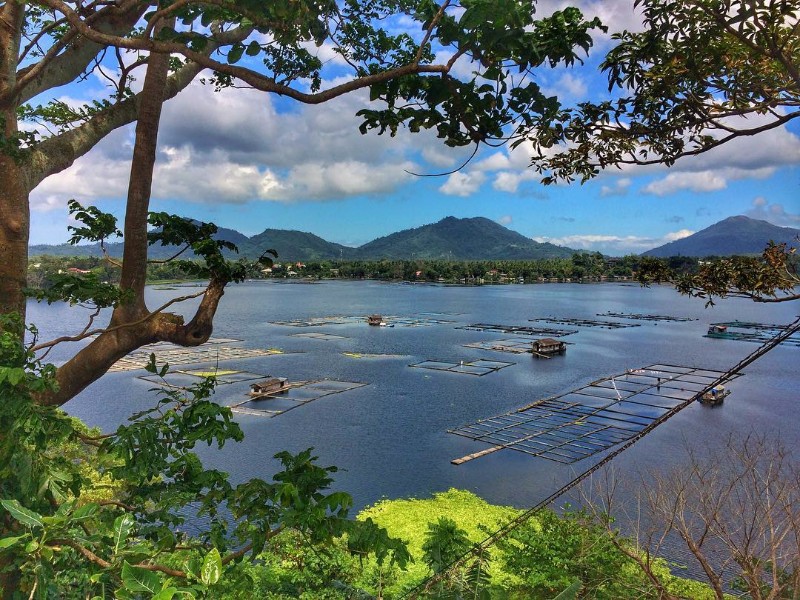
542, 73, 589, 101
533, 229, 694, 254
29, 79, 456, 208
497, 215, 513, 225
439, 171, 486, 196
600, 177, 631, 197
642, 171, 728, 196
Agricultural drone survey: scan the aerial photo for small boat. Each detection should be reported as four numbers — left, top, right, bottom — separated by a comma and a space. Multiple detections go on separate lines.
707, 324, 729, 335
699, 385, 730, 406
249, 377, 288, 398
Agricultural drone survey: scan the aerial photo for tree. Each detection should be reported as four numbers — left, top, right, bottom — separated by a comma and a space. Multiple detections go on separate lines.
582, 434, 800, 600
525, 0, 800, 183
1, 1, 609, 594
637, 241, 800, 304
1, 0, 605, 407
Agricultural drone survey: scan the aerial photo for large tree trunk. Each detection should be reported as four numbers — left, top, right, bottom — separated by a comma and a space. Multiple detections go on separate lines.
0, 122, 29, 321
43, 20, 228, 407
0, 2, 28, 323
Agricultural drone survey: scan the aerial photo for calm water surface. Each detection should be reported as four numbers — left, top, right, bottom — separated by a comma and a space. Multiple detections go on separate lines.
33, 281, 799, 512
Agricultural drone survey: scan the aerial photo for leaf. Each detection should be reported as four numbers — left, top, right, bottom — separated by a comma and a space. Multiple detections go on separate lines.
0, 535, 26, 550
152, 588, 177, 600
200, 547, 222, 586
121, 561, 161, 593
0, 499, 44, 529
113, 513, 135, 554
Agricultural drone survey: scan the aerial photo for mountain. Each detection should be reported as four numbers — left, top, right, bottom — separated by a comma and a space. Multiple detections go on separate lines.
244, 229, 356, 261
29, 216, 576, 260
643, 216, 800, 257
30, 224, 258, 260
354, 216, 574, 260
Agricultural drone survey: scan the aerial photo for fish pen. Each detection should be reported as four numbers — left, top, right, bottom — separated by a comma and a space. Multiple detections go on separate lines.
110, 344, 288, 372
229, 379, 367, 417
457, 323, 577, 337
463, 338, 537, 354
290, 332, 348, 341
597, 312, 698, 322
138, 369, 268, 388
705, 321, 800, 347
449, 364, 740, 464
409, 359, 515, 376
530, 317, 641, 329
269, 315, 364, 327
271, 313, 456, 328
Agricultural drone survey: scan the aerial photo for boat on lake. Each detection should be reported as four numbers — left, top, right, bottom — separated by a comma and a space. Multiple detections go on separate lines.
699, 385, 730, 406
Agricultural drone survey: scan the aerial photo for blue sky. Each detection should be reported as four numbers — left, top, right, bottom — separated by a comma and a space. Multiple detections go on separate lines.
27, 0, 800, 255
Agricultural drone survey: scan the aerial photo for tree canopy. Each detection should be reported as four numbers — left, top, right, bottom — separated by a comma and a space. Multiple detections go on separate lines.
1, 0, 606, 407
526, 0, 800, 183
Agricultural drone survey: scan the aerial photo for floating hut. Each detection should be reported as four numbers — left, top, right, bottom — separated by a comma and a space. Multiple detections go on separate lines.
707, 324, 728, 335
249, 377, 288, 397
367, 314, 385, 326
530, 338, 567, 356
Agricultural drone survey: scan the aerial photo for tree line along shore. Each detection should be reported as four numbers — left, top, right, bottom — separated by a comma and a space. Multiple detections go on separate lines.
28, 253, 709, 289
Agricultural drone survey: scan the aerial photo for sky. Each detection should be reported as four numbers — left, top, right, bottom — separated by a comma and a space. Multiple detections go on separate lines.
27, 0, 800, 256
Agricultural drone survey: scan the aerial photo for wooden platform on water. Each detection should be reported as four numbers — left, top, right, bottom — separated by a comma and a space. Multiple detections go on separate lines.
449, 364, 740, 465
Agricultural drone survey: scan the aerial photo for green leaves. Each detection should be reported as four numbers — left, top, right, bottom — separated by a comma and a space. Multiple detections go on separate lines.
0, 499, 44, 529
67, 199, 122, 245
200, 548, 222, 585
121, 562, 161, 593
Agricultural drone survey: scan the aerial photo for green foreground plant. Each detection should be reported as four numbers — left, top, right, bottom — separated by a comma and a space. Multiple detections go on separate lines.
0, 315, 408, 597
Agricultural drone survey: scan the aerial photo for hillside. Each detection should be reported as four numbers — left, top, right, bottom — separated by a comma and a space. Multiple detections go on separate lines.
643, 216, 800, 257
354, 216, 574, 260
243, 229, 356, 261
29, 216, 576, 261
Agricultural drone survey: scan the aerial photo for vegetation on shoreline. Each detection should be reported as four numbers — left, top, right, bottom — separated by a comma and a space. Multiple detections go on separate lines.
26, 253, 704, 289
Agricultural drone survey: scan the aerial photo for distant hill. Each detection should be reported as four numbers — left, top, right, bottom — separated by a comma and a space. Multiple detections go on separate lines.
643, 216, 800, 257
30, 224, 252, 260
244, 229, 356, 261
354, 216, 574, 260
29, 216, 576, 261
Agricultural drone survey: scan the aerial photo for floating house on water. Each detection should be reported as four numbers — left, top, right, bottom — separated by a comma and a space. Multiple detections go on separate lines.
367, 314, 385, 326
249, 377, 288, 397
530, 338, 567, 356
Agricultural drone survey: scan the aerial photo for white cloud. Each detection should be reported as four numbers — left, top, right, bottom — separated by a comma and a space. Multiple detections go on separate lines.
642, 171, 728, 196
600, 177, 631, 197
534, 229, 694, 254
543, 73, 588, 101
439, 171, 486, 196
493, 171, 539, 193
497, 215, 513, 225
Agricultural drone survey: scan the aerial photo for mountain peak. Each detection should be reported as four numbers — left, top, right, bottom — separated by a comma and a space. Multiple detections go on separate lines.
643, 215, 800, 257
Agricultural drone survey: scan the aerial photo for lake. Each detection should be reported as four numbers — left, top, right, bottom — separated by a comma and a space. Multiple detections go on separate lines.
32, 280, 799, 513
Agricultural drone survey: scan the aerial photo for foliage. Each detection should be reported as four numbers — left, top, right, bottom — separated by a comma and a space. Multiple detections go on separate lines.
528, 0, 800, 182
638, 241, 800, 304
496, 506, 643, 600
0, 322, 409, 597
